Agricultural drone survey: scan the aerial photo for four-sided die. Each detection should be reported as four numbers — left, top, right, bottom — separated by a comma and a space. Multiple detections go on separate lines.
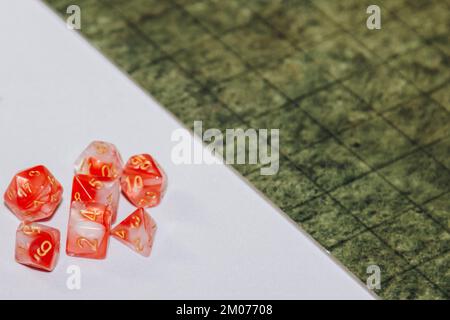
111, 208, 157, 257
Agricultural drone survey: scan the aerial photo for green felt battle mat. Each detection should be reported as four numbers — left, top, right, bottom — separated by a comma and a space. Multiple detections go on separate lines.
44, 0, 450, 299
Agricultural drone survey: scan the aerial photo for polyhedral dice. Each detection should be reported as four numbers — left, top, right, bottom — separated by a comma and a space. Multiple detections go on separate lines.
15, 222, 60, 271
4, 165, 63, 222
66, 201, 111, 259
74, 141, 124, 179
71, 174, 120, 223
111, 208, 156, 257
121, 154, 167, 208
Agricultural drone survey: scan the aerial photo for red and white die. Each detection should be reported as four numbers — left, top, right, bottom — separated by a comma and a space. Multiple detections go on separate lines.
111, 208, 157, 257
66, 201, 112, 259
71, 174, 120, 223
4, 165, 63, 222
74, 141, 124, 179
15, 222, 60, 271
121, 154, 167, 208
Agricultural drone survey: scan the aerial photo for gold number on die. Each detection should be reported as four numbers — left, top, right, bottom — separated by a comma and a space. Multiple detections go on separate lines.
134, 238, 144, 252
138, 192, 157, 206
6, 190, 14, 200
131, 155, 151, 170
74, 192, 82, 201
114, 230, 126, 239
33, 200, 45, 208
89, 178, 103, 189
125, 175, 143, 193
80, 209, 100, 221
130, 215, 141, 228
95, 143, 108, 155
28, 170, 40, 177
47, 175, 56, 186
17, 182, 32, 197
77, 237, 98, 251
101, 165, 111, 177
33, 240, 52, 261
22, 224, 41, 235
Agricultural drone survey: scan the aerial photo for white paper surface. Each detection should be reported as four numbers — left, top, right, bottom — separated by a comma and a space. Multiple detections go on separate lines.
0, 0, 374, 299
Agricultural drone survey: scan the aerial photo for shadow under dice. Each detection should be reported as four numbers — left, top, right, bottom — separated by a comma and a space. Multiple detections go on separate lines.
121, 154, 167, 208
74, 141, 124, 179
66, 201, 111, 259
111, 208, 157, 257
72, 174, 120, 223
4, 165, 63, 222
15, 222, 60, 272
